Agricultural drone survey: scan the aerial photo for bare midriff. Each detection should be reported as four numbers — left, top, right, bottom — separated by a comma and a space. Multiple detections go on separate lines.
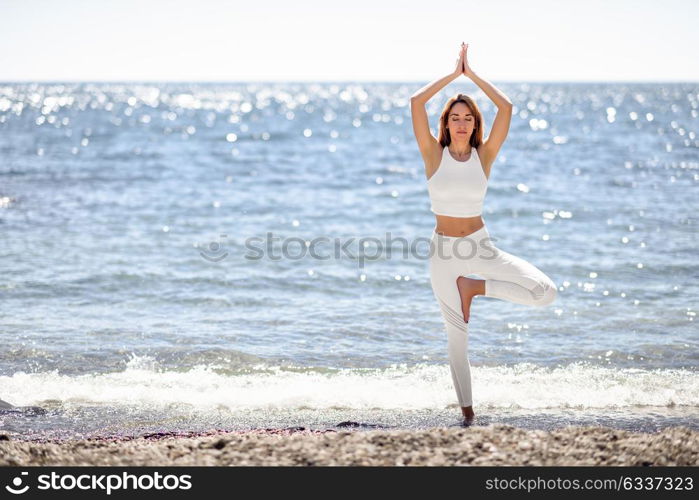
434, 214, 485, 237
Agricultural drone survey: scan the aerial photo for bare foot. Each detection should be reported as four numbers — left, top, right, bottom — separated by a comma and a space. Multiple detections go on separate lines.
456, 277, 485, 323
461, 406, 476, 426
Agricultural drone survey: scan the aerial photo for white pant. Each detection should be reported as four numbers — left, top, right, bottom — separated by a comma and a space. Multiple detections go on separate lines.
428, 225, 557, 407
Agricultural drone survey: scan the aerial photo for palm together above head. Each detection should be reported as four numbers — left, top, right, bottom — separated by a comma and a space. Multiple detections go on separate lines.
454, 42, 473, 77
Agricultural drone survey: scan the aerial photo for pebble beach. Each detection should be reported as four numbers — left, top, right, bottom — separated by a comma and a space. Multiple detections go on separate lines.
1, 424, 697, 466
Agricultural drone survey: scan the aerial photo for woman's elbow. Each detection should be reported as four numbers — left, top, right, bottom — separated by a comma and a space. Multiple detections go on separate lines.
410, 95, 426, 105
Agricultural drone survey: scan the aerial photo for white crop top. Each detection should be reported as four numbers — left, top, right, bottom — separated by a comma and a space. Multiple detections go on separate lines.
427, 146, 488, 217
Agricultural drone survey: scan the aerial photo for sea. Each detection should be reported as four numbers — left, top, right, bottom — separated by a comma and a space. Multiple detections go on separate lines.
0, 81, 697, 441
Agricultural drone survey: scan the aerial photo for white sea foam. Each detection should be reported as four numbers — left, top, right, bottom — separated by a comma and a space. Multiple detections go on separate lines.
1, 355, 696, 412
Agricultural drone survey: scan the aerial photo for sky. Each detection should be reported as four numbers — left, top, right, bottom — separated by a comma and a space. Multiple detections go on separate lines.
1, 0, 697, 82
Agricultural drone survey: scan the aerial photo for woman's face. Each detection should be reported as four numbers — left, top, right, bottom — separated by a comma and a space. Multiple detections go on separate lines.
446, 102, 474, 142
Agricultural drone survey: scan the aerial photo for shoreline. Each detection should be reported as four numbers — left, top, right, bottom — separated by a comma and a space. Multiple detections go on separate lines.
1, 423, 697, 466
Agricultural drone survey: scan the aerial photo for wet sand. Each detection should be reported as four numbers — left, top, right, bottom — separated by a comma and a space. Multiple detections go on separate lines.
1, 423, 697, 466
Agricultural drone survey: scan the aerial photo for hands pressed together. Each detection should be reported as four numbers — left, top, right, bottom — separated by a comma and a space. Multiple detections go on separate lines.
453, 42, 473, 78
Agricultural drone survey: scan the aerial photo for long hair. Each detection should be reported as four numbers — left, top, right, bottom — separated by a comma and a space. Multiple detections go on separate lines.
437, 94, 484, 148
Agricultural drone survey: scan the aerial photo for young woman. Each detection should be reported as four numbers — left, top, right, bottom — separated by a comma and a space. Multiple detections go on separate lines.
410, 43, 557, 425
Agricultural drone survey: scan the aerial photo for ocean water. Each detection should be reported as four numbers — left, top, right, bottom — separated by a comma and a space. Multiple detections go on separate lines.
0, 81, 697, 440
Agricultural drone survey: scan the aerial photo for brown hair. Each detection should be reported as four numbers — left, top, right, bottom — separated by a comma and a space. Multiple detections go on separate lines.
437, 94, 484, 148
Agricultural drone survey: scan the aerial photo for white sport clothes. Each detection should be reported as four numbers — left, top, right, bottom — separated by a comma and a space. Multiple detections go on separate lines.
428, 225, 557, 407
427, 146, 488, 217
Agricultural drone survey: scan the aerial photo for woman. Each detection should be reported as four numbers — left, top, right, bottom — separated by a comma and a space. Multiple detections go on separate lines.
410, 42, 557, 425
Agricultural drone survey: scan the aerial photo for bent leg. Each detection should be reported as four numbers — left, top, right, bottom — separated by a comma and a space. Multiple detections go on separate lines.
476, 247, 557, 307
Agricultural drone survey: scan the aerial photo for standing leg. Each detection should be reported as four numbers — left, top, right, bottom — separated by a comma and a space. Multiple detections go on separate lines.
429, 233, 475, 423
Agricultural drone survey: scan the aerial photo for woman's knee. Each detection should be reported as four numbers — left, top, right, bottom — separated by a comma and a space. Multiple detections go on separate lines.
532, 279, 557, 306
